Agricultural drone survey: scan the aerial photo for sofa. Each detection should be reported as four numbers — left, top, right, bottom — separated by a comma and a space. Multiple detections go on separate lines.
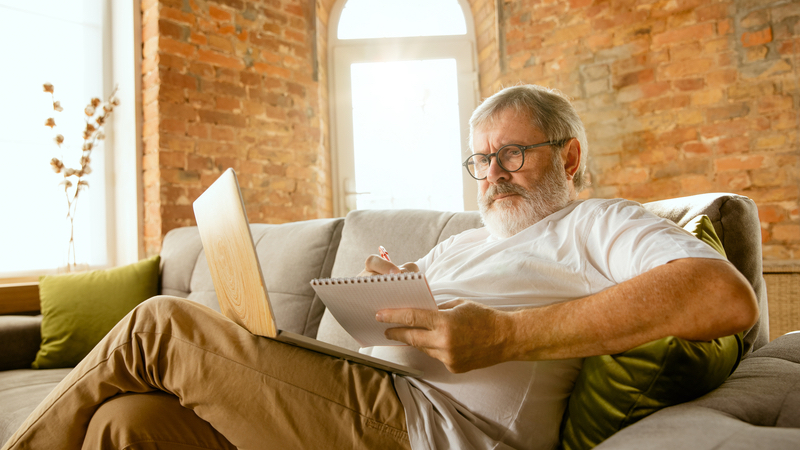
1, 193, 799, 448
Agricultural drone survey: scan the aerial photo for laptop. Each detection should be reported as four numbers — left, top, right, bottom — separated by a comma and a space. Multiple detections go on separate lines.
192, 168, 422, 377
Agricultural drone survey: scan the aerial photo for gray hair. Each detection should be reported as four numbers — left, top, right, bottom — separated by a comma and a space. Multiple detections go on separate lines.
469, 84, 590, 193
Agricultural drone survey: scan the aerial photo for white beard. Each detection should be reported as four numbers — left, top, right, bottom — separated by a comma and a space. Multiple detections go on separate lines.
478, 157, 572, 239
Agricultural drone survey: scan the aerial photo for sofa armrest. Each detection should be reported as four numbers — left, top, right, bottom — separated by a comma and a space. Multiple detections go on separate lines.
0, 315, 41, 371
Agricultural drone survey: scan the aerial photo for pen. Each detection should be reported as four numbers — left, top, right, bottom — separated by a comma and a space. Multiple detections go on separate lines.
379, 246, 392, 262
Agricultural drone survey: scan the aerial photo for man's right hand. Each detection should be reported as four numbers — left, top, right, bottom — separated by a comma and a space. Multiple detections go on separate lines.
358, 255, 419, 277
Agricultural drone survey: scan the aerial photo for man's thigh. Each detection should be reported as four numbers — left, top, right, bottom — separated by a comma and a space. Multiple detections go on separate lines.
115, 297, 411, 449
83, 392, 236, 450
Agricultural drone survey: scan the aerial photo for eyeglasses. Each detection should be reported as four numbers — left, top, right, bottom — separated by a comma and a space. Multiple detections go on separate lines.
462, 139, 569, 180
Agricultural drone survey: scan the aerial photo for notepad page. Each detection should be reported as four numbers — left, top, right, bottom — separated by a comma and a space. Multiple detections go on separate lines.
310, 273, 437, 347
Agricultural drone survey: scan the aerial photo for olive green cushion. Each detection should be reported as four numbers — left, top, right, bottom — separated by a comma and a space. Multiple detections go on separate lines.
33, 256, 161, 369
560, 215, 743, 450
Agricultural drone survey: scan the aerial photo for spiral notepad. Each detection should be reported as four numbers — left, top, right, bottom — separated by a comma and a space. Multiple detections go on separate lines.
310, 273, 437, 347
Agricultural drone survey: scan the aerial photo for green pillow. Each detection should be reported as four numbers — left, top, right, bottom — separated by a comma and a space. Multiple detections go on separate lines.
560, 215, 744, 450
33, 255, 161, 369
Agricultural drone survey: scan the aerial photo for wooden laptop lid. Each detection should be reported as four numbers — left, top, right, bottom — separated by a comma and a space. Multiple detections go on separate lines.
192, 168, 278, 338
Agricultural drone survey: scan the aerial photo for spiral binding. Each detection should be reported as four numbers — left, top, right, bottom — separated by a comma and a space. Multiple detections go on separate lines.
311, 272, 423, 285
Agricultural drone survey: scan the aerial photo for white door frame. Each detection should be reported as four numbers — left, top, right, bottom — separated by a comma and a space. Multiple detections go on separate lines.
327, 0, 480, 217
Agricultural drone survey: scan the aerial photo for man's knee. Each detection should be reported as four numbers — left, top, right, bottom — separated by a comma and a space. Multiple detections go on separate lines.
83, 392, 235, 450
132, 296, 197, 322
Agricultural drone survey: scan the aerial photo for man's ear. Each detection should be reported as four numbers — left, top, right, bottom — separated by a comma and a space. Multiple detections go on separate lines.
562, 138, 581, 180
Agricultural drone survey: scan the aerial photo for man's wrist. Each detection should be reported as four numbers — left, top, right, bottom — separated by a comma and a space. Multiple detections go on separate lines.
499, 309, 528, 362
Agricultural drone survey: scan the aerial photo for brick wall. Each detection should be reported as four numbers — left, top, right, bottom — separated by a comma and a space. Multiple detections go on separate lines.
141, 0, 331, 255
487, 0, 800, 260
141, 0, 799, 260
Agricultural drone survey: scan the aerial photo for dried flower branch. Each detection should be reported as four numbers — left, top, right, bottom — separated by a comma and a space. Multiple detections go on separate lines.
44, 82, 119, 271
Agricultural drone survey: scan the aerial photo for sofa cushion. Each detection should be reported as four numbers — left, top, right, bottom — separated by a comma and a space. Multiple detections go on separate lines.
0, 316, 42, 371
0, 368, 73, 446
593, 333, 800, 450
161, 219, 344, 338
33, 256, 161, 369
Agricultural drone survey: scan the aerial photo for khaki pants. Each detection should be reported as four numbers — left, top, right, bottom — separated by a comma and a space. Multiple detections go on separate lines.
2, 296, 411, 450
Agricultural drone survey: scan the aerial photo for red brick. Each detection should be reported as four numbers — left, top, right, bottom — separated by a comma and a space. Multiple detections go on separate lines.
742, 28, 773, 47
683, 141, 711, 156
640, 81, 671, 98
652, 23, 715, 48
661, 58, 715, 79
680, 175, 714, 193
216, 96, 241, 112
160, 151, 187, 169
159, 118, 186, 135
197, 49, 245, 69
184, 121, 207, 139
700, 118, 750, 138
657, 127, 697, 146
697, 3, 730, 21
160, 7, 195, 25
218, 24, 236, 35
209, 5, 232, 22
159, 37, 196, 58
674, 78, 704, 91
253, 62, 291, 78
716, 172, 752, 190
715, 155, 765, 172
161, 70, 198, 90
718, 136, 750, 154
757, 95, 794, 113
211, 126, 236, 141
707, 103, 750, 122
778, 38, 800, 56
772, 224, 800, 242
758, 205, 786, 223
189, 32, 207, 45
198, 110, 247, 128
158, 19, 186, 41
706, 69, 738, 87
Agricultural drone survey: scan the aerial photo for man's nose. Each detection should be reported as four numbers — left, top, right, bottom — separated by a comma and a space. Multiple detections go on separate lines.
485, 156, 510, 183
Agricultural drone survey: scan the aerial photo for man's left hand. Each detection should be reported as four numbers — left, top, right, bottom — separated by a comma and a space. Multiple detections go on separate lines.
376, 300, 513, 374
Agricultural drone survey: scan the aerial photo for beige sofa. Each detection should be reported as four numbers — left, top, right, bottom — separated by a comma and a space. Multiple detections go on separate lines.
2, 193, 799, 448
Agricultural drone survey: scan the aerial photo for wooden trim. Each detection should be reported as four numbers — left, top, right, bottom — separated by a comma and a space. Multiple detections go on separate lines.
0, 282, 40, 314
0, 276, 39, 284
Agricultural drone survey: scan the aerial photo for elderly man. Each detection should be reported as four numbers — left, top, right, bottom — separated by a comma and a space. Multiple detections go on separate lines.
2, 85, 757, 450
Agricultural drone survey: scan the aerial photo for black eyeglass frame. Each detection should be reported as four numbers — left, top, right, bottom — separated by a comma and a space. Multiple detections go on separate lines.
462, 139, 570, 180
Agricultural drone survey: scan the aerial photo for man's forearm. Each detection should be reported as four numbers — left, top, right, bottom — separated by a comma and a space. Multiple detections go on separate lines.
504, 258, 759, 361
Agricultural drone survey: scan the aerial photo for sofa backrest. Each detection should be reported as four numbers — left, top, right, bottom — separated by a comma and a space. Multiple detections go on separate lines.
159, 193, 767, 356
160, 218, 344, 338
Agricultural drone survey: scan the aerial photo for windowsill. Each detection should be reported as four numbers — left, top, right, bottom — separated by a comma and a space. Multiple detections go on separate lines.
0, 281, 40, 315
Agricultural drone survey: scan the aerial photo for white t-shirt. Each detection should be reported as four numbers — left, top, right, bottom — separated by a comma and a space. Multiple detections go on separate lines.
362, 198, 726, 450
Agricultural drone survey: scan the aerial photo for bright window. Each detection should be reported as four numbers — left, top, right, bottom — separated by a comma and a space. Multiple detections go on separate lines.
330, 0, 479, 215
351, 59, 463, 211
0, 0, 139, 278
338, 0, 467, 39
